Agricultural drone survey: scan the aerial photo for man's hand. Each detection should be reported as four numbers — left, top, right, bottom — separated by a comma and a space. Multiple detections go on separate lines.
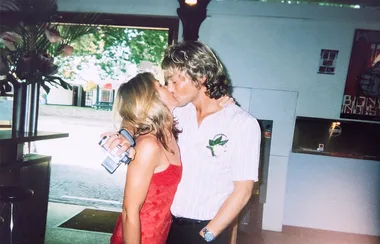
100, 131, 136, 159
199, 180, 253, 239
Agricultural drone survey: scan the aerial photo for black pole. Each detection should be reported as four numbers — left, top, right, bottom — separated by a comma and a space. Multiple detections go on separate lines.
177, 0, 211, 41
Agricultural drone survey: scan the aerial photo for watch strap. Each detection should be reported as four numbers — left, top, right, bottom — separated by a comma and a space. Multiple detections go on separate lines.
202, 228, 215, 242
119, 129, 135, 147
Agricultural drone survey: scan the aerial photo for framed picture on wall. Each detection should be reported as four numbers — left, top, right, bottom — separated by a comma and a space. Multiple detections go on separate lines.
318, 49, 338, 75
340, 29, 380, 121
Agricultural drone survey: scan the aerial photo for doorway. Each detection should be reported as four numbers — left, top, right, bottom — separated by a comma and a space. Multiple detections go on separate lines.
29, 15, 180, 244
231, 86, 299, 239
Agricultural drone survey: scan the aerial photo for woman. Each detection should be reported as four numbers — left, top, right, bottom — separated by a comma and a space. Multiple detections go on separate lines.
110, 72, 182, 244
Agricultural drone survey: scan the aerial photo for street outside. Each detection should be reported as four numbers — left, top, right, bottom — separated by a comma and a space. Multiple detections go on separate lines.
35, 105, 127, 211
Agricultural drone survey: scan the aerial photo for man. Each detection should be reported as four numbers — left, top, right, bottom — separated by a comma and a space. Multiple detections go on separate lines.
105, 41, 261, 243
161, 41, 260, 244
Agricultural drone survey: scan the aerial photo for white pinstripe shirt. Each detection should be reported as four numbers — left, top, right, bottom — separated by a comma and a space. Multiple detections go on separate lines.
171, 103, 261, 220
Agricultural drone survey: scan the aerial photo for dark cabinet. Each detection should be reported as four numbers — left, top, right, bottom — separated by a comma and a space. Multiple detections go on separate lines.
0, 131, 68, 244
0, 155, 51, 244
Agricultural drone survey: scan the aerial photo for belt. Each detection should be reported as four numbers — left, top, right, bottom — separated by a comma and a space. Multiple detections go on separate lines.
171, 215, 210, 226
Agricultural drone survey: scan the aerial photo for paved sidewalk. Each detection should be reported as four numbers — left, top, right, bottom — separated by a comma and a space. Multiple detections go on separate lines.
36, 105, 127, 209
49, 163, 126, 211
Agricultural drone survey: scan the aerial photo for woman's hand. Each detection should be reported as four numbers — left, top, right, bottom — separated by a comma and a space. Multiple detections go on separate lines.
218, 95, 235, 107
100, 131, 136, 160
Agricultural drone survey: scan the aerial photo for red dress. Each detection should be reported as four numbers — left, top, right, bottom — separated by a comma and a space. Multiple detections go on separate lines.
110, 163, 182, 244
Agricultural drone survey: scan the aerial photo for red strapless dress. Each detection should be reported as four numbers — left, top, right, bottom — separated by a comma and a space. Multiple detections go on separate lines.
110, 163, 182, 244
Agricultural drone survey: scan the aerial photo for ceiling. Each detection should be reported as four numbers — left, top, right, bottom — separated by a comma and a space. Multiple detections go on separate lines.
251, 0, 380, 8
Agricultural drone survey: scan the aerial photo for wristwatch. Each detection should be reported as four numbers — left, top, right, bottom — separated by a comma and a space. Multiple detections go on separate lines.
202, 228, 215, 242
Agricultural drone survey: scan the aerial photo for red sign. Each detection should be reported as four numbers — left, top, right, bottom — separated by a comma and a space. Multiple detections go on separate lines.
340, 29, 380, 121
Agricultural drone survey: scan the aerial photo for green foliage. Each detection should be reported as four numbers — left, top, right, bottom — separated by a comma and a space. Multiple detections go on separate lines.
1, 0, 168, 92
48, 23, 99, 57
125, 29, 168, 64
53, 26, 168, 84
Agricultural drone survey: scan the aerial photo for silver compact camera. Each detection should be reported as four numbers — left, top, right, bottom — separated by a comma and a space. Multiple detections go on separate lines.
99, 129, 135, 174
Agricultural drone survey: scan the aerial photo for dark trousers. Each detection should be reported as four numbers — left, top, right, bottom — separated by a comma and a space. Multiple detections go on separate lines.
166, 216, 231, 244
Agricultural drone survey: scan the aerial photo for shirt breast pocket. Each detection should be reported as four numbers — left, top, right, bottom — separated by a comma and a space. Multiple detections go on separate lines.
209, 149, 231, 171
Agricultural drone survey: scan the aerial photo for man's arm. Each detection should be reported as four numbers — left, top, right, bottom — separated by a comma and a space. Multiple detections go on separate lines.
200, 116, 261, 238
199, 181, 253, 238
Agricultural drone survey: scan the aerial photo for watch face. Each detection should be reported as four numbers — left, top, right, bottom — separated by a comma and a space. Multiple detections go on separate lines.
204, 231, 214, 242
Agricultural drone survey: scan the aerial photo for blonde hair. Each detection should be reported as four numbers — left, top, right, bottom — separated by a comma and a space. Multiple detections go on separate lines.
161, 41, 229, 99
113, 72, 180, 151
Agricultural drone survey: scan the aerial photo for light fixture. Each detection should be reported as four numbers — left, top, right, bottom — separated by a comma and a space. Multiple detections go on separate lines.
177, 0, 210, 40
329, 122, 342, 138
185, 0, 197, 6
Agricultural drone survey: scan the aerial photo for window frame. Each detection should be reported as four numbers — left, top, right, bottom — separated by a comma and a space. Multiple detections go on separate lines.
54, 12, 179, 45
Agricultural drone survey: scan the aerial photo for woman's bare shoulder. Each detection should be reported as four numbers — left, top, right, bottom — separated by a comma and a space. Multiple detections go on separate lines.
133, 135, 161, 166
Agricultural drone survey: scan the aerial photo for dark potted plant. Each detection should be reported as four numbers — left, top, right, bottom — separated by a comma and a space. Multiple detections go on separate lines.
0, 0, 98, 134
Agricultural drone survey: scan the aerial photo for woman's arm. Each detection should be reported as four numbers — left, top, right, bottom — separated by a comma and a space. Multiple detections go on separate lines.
122, 136, 160, 244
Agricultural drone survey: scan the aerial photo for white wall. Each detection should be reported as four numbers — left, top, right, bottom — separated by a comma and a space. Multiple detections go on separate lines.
57, 0, 380, 236
58, 0, 178, 16
46, 86, 73, 105
285, 153, 380, 236
201, 2, 380, 236
248, 88, 298, 231
197, 2, 380, 235
200, 2, 380, 119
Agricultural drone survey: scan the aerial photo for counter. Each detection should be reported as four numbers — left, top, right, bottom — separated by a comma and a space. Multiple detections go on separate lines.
292, 116, 380, 162
0, 130, 69, 244
0, 130, 69, 164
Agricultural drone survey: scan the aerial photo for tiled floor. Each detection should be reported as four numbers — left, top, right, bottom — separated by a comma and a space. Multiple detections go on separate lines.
238, 228, 380, 244
45, 202, 380, 244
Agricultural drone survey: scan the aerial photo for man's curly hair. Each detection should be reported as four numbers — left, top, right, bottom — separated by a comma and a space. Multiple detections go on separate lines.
161, 41, 229, 99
